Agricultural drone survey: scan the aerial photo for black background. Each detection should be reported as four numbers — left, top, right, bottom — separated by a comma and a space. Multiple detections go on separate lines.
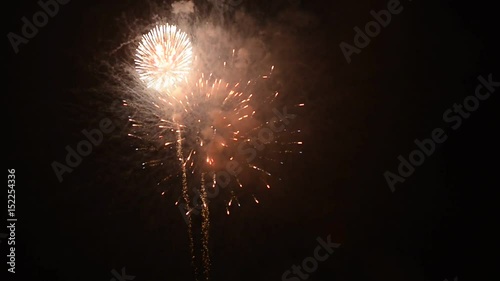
4, 0, 498, 281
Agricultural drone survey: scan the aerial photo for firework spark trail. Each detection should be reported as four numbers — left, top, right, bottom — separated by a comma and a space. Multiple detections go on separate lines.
200, 173, 210, 281
176, 122, 198, 278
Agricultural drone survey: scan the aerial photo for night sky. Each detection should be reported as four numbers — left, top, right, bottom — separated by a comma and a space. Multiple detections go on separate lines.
5, 0, 498, 281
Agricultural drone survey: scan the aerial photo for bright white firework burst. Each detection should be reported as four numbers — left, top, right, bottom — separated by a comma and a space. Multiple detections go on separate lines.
135, 24, 193, 91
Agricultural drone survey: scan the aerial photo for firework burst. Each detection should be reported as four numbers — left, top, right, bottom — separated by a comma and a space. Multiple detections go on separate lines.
119, 22, 303, 281
134, 24, 193, 91
129, 63, 303, 213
